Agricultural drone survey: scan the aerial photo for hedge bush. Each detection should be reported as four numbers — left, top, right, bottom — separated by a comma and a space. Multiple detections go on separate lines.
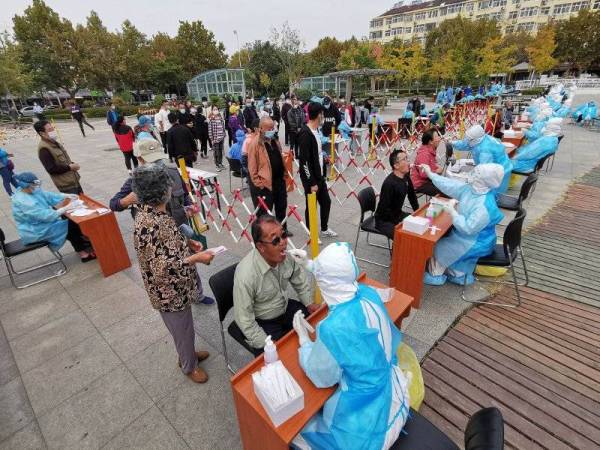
518, 87, 545, 96
43, 105, 141, 120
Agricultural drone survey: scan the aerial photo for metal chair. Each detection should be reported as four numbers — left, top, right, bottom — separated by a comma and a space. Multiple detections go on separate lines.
512, 153, 553, 177
0, 227, 67, 289
496, 173, 537, 211
226, 157, 246, 193
208, 263, 256, 374
354, 187, 391, 268
546, 134, 564, 173
462, 208, 529, 307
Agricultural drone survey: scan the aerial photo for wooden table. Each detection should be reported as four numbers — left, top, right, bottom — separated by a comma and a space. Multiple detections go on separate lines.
230, 274, 413, 450
389, 203, 453, 308
502, 132, 524, 149
65, 194, 131, 277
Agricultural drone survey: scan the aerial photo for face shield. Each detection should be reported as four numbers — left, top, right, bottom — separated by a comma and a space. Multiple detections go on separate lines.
465, 125, 485, 148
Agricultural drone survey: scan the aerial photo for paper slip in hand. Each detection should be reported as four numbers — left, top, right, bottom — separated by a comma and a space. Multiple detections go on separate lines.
96, 208, 110, 215
374, 287, 394, 303
207, 246, 227, 256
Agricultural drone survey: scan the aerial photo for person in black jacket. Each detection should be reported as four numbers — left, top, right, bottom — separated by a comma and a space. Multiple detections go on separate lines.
287, 96, 305, 159
298, 102, 337, 238
374, 149, 420, 239
321, 96, 341, 139
166, 112, 198, 167
193, 108, 209, 159
280, 97, 292, 145
243, 97, 259, 130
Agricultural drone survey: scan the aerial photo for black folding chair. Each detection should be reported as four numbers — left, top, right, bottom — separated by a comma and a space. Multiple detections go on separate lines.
462, 208, 529, 307
354, 187, 391, 268
392, 407, 504, 450
546, 134, 564, 173
0, 227, 67, 289
226, 157, 246, 193
512, 153, 553, 177
497, 173, 537, 211
208, 263, 256, 374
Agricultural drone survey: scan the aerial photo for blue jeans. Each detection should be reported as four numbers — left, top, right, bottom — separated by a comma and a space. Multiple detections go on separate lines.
0, 166, 17, 196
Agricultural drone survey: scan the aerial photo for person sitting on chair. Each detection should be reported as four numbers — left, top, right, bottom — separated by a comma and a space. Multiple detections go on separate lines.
374, 150, 420, 240
411, 129, 444, 196
233, 215, 318, 354
11, 172, 95, 262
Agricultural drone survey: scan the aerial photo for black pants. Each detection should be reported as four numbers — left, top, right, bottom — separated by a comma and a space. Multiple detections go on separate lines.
159, 132, 168, 155
375, 217, 405, 240
289, 131, 300, 159
416, 180, 441, 197
122, 152, 138, 171
304, 180, 331, 232
199, 136, 208, 156
76, 118, 95, 136
250, 179, 288, 227
66, 219, 89, 252
283, 122, 289, 145
251, 300, 308, 355
227, 127, 233, 147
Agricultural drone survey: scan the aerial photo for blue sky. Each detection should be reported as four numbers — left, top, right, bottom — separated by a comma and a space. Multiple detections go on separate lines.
1, 0, 393, 54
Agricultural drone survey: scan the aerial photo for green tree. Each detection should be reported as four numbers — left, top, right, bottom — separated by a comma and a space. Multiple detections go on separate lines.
114, 20, 151, 92
475, 36, 516, 78
148, 32, 185, 94
526, 25, 557, 74
555, 10, 600, 72
270, 21, 304, 91
300, 37, 348, 76
336, 41, 381, 70
228, 48, 252, 68
0, 34, 32, 104
174, 20, 227, 81
502, 31, 534, 63
245, 41, 287, 95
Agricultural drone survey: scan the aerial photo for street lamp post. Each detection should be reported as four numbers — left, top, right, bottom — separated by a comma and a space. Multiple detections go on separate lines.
233, 30, 242, 68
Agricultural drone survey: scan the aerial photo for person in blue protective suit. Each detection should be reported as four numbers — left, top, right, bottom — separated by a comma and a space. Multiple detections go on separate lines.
524, 120, 546, 142
288, 242, 411, 450
445, 86, 454, 105
418, 163, 505, 286
402, 103, 414, 119
452, 125, 512, 194
436, 88, 446, 105
464, 85, 473, 97
11, 172, 96, 262
512, 120, 561, 173
227, 129, 248, 176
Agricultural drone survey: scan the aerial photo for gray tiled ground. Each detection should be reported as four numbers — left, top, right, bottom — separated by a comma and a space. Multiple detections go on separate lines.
0, 91, 599, 448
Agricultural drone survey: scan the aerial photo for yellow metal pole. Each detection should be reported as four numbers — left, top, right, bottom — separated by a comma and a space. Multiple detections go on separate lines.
307, 192, 321, 304
329, 126, 336, 181
178, 157, 208, 233
370, 116, 376, 149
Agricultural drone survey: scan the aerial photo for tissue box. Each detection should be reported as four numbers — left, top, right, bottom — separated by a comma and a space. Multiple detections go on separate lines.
402, 215, 430, 235
253, 363, 304, 427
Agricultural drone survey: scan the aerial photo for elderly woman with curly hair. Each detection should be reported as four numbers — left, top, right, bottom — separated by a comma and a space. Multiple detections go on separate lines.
132, 163, 214, 383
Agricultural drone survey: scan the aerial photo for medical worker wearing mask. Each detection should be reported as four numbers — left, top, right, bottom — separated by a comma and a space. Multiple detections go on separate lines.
289, 243, 410, 450
512, 120, 561, 173
452, 125, 512, 194
419, 163, 504, 286
11, 172, 96, 262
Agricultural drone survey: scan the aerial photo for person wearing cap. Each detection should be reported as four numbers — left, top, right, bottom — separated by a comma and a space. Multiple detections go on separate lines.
452, 125, 513, 194
288, 243, 410, 450
11, 172, 96, 262
419, 163, 505, 286
34, 120, 83, 195
136, 115, 158, 141
109, 140, 215, 305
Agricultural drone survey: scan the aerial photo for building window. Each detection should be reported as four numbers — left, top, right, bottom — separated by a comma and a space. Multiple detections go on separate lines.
512, 0, 520, 4
370, 19, 384, 28
553, 3, 571, 13
489, 11, 504, 19
426, 22, 437, 30
570, 1, 589, 11
446, 3, 464, 13
415, 24, 426, 33
508, 10, 518, 18
440, 7, 447, 15
466, 2, 475, 11
384, 30, 390, 37
540, 6, 550, 14
428, 9, 438, 17
520, 6, 538, 16
415, 12, 426, 20
479, 0, 490, 9
371, 31, 383, 39
405, 27, 412, 33
505, 25, 515, 32
593, 0, 600, 8
518, 21, 536, 31
490, 0, 507, 6
404, 14, 413, 21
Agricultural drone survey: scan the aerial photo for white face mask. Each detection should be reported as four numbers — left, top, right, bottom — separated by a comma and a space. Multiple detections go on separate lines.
179, 109, 185, 114
190, 108, 197, 114
47, 131, 58, 140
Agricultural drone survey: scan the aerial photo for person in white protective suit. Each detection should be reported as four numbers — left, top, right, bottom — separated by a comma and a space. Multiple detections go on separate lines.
512, 120, 561, 173
288, 242, 410, 450
452, 125, 512, 194
419, 163, 505, 286
11, 171, 95, 262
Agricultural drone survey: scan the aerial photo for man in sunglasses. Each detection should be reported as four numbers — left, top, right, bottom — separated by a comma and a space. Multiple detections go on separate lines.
233, 215, 318, 354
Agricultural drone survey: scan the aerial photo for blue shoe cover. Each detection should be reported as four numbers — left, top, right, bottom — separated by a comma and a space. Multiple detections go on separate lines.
424, 272, 447, 286
447, 273, 475, 286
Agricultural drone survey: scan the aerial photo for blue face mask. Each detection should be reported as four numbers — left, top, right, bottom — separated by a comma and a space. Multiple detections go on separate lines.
264, 131, 276, 139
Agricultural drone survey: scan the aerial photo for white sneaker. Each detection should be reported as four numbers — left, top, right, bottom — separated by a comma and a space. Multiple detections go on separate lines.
320, 229, 338, 238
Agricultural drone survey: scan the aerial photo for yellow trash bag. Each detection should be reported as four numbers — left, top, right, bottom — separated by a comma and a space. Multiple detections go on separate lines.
508, 173, 520, 189
397, 343, 424, 411
475, 265, 508, 277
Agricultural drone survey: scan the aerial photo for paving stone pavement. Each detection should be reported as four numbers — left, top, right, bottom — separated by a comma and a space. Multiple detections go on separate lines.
0, 92, 598, 449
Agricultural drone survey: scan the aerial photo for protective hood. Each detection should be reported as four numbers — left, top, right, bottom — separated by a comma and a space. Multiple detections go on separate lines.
467, 163, 504, 194
465, 125, 485, 147
543, 122, 562, 136
235, 129, 246, 141
14, 172, 40, 188
308, 242, 359, 307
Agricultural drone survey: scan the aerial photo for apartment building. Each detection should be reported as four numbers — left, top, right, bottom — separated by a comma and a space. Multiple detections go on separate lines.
369, 0, 600, 43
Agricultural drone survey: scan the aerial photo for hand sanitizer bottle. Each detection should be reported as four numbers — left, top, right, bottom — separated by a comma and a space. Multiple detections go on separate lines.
264, 335, 278, 364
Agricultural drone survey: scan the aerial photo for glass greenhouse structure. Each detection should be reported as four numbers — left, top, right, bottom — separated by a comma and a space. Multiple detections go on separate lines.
297, 76, 347, 95
187, 69, 246, 100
